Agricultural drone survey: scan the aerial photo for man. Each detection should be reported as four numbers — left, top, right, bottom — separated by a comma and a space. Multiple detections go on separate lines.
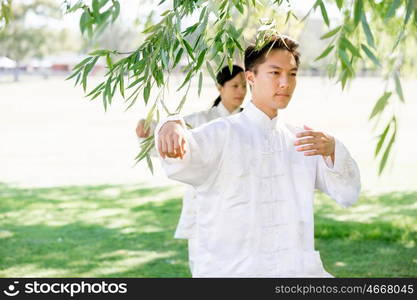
155, 35, 361, 277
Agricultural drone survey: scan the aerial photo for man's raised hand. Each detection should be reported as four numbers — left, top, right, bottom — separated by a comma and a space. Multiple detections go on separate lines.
294, 125, 335, 162
157, 120, 187, 159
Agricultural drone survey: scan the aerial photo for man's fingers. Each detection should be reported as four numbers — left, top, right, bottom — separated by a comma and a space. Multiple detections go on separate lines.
158, 137, 165, 159
178, 137, 185, 159
173, 137, 182, 159
296, 145, 316, 152
166, 136, 174, 155
181, 138, 187, 157
304, 150, 319, 156
162, 138, 171, 157
294, 137, 316, 146
296, 130, 319, 138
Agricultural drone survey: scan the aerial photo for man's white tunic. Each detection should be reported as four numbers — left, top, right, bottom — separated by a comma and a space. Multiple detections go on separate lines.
156, 101, 361, 277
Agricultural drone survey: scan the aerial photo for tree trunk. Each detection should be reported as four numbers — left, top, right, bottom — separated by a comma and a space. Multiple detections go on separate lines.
13, 62, 20, 82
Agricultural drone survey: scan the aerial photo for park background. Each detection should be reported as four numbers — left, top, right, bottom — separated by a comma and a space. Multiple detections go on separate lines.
0, 0, 416, 277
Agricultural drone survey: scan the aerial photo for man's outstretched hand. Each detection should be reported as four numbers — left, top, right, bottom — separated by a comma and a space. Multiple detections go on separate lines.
294, 125, 335, 163
158, 121, 187, 159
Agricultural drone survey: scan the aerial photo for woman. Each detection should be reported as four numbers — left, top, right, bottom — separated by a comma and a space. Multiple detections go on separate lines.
136, 65, 246, 138
135, 65, 247, 275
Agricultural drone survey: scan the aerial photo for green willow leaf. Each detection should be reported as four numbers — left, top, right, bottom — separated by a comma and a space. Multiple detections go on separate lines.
369, 92, 392, 120
173, 48, 184, 68
176, 94, 187, 113
361, 14, 375, 48
88, 49, 110, 56
341, 37, 361, 58
82, 56, 99, 91
318, 1, 330, 26
206, 61, 216, 82
112, 1, 120, 22
339, 69, 350, 90
353, 0, 363, 27
392, 28, 405, 52
338, 49, 353, 73
315, 45, 334, 61
379, 128, 396, 175
86, 82, 105, 97
320, 26, 341, 39
79, 11, 90, 34
146, 154, 154, 174
195, 49, 207, 71
336, 0, 343, 10
235, 1, 244, 14
143, 81, 151, 104
198, 71, 203, 97
119, 69, 125, 98
127, 77, 145, 89
177, 69, 193, 91
65, 68, 82, 81
385, 0, 401, 20
361, 44, 380, 67
375, 122, 391, 157
394, 72, 405, 102
404, 0, 414, 25
72, 57, 93, 71
106, 54, 113, 70
183, 39, 195, 60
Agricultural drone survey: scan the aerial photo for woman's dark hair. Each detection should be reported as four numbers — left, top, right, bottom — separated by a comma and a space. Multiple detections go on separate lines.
212, 64, 244, 107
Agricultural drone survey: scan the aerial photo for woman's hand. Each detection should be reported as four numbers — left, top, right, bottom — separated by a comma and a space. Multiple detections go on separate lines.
136, 119, 151, 138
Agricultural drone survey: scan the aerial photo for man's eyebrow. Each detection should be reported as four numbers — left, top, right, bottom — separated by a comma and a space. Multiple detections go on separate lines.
269, 65, 298, 71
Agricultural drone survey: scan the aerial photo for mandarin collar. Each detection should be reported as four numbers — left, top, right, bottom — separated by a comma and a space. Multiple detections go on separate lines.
242, 101, 280, 131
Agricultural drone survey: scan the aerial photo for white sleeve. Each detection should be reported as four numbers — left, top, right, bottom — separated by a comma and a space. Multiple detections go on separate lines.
183, 110, 210, 129
155, 116, 228, 187
315, 138, 361, 208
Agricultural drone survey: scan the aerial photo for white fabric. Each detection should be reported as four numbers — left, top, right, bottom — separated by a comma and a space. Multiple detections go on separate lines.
174, 102, 241, 239
139, 102, 241, 239
155, 101, 361, 277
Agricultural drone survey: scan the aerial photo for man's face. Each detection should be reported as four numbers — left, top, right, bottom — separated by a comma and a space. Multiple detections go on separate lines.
246, 49, 298, 117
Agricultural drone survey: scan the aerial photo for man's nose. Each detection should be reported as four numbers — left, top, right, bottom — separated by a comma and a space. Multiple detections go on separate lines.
278, 77, 289, 89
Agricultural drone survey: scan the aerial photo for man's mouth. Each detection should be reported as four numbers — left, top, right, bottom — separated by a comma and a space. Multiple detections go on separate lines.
275, 93, 290, 97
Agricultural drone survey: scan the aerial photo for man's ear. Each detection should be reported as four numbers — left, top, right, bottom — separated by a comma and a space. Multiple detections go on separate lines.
245, 70, 255, 86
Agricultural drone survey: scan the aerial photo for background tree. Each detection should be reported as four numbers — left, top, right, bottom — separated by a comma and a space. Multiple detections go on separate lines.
0, 0, 65, 81
0, 0, 12, 26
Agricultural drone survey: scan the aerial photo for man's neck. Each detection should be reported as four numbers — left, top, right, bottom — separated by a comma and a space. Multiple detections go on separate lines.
252, 99, 278, 119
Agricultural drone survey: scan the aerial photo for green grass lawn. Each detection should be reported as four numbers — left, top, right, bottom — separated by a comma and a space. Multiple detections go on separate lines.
0, 182, 416, 277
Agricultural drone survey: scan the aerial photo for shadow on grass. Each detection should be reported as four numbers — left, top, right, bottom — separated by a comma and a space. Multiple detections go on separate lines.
315, 217, 417, 277
314, 191, 417, 277
1, 183, 416, 277
0, 182, 190, 277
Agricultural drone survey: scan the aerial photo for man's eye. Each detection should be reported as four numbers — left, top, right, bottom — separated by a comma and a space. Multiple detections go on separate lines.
291, 73, 297, 76
270, 71, 279, 75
